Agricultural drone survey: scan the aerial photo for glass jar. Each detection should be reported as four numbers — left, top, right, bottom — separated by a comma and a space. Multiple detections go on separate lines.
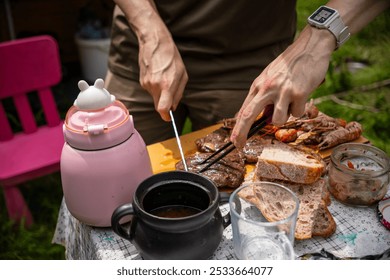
328, 143, 390, 206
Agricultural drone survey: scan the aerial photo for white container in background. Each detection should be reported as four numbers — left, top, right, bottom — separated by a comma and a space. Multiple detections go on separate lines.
75, 36, 110, 82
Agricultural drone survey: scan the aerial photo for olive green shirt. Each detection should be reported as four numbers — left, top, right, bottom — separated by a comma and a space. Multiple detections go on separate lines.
108, 0, 297, 90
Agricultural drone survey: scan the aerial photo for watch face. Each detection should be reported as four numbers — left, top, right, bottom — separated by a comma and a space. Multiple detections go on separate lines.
309, 6, 336, 23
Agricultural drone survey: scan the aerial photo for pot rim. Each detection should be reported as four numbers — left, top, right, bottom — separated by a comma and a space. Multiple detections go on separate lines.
133, 170, 220, 232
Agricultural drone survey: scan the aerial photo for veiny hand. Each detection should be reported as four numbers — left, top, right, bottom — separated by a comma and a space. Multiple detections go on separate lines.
138, 36, 188, 121
230, 27, 334, 148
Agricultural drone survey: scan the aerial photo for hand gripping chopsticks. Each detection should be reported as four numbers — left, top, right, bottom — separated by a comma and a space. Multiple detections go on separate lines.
198, 105, 274, 173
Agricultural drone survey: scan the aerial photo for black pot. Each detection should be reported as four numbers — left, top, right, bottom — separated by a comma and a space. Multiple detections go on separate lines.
111, 171, 230, 260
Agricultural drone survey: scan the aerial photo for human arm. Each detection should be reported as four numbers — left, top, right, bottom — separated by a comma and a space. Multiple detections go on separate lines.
230, 0, 390, 148
113, 0, 188, 121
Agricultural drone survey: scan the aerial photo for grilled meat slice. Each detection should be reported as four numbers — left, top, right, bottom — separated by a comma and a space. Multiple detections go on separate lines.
195, 126, 275, 164
195, 127, 230, 153
243, 135, 275, 163
175, 151, 246, 188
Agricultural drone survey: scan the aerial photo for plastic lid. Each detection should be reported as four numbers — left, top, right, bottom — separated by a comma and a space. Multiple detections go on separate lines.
63, 79, 133, 150
378, 197, 390, 231
65, 79, 129, 134
65, 102, 128, 134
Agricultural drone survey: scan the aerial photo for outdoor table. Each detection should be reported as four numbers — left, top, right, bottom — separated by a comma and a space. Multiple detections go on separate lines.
52, 125, 390, 260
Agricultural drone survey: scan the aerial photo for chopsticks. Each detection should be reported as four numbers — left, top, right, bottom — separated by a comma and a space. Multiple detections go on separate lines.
198, 105, 274, 173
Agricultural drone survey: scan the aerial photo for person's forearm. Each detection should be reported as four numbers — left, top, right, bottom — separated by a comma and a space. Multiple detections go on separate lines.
326, 0, 390, 34
112, 0, 188, 122
113, 0, 171, 44
294, 0, 390, 61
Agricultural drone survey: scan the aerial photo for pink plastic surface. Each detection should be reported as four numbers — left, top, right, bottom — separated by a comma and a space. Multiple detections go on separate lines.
0, 35, 64, 226
61, 80, 153, 226
61, 129, 153, 227
64, 101, 134, 150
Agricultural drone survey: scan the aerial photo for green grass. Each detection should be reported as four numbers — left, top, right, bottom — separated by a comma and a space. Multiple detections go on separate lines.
1, 1, 389, 260
0, 173, 65, 259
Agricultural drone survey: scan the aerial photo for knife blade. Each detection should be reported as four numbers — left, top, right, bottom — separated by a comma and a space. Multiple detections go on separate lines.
169, 110, 188, 171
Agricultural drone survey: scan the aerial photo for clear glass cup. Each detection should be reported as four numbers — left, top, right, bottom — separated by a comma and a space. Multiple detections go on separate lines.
229, 181, 299, 260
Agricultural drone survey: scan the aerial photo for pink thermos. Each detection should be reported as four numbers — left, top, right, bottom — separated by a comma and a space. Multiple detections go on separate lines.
60, 78, 152, 227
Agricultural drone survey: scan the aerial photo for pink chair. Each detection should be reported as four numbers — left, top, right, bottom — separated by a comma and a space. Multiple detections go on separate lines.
0, 35, 64, 227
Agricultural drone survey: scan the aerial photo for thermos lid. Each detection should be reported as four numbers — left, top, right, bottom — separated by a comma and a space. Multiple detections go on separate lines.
63, 79, 134, 150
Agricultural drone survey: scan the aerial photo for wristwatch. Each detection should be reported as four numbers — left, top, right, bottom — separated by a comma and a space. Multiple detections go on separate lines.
307, 5, 350, 49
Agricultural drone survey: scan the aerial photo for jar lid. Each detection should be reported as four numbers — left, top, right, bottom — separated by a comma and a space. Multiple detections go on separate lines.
63, 79, 133, 150
377, 197, 390, 231
65, 101, 128, 133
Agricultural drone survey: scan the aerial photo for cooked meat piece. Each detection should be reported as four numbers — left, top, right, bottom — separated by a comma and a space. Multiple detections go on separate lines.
175, 151, 246, 188
195, 127, 231, 153
196, 125, 278, 164
243, 135, 275, 163
221, 117, 237, 130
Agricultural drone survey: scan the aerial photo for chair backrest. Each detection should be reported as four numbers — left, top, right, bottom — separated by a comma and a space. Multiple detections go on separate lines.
0, 35, 62, 141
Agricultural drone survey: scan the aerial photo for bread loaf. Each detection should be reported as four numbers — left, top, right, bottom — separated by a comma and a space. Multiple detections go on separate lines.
255, 142, 325, 184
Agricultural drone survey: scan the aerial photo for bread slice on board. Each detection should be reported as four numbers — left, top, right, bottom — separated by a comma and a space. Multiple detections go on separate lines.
278, 179, 334, 240
240, 178, 335, 240
255, 142, 325, 184
312, 200, 336, 237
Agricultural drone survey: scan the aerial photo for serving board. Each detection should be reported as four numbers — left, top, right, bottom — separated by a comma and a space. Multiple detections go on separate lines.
147, 124, 222, 174
146, 123, 369, 175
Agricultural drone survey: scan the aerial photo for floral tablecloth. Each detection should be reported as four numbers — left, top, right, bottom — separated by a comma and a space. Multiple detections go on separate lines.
53, 188, 390, 260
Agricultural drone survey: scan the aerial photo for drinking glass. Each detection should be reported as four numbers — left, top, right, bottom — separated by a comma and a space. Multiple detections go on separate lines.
229, 181, 299, 260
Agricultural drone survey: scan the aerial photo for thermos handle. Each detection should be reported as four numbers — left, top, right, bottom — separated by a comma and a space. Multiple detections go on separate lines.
111, 204, 135, 240
219, 191, 231, 228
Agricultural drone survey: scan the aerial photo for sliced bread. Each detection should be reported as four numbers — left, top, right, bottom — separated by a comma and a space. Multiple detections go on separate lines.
281, 179, 331, 240
255, 142, 325, 184
239, 178, 335, 240
312, 200, 336, 237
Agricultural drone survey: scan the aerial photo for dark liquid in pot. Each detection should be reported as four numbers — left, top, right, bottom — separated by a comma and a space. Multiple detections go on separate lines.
150, 205, 202, 218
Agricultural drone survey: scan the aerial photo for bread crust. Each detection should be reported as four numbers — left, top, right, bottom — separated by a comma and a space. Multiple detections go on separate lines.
255, 143, 325, 184
242, 177, 336, 240
274, 179, 328, 240
312, 201, 337, 237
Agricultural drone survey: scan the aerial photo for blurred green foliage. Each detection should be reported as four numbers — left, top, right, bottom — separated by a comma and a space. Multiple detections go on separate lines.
0, 173, 65, 259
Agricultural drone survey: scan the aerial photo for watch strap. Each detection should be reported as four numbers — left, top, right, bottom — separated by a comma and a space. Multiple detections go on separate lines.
308, 6, 351, 49
328, 14, 350, 48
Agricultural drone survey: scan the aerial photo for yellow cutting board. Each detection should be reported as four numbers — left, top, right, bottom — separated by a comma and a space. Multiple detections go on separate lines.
146, 124, 369, 174
147, 124, 222, 174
